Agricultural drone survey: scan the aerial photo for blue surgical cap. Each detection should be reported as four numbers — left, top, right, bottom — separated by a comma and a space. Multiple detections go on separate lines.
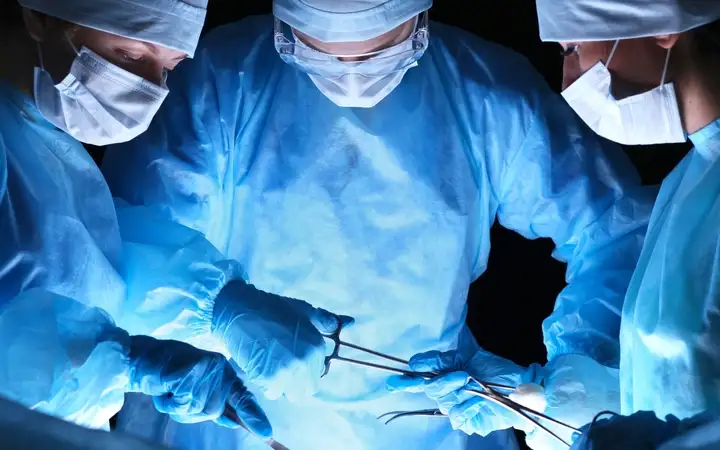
17, 0, 207, 57
273, 0, 432, 43
537, 0, 720, 42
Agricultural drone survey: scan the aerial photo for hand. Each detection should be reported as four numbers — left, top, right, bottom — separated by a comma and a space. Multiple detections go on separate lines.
211, 280, 353, 400
570, 411, 682, 450
127, 335, 272, 438
387, 348, 539, 437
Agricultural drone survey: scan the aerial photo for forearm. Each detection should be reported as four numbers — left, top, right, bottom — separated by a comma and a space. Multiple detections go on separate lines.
0, 289, 133, 429
543, 186, 657, 366
114, 202, 243, 355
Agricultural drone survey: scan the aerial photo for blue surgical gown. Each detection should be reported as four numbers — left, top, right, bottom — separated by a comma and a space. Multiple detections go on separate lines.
0, 79, 238, 428
102, 16, 655, 450
620, 117, 720, 420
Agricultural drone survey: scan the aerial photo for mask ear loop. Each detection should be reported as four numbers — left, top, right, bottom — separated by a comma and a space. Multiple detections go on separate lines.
64, 31, 81, 57
606, 40, 621, 67
660, 48, 672, 86
36, 42, 46, 70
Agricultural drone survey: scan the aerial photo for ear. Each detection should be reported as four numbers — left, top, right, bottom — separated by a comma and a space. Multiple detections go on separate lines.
21, 8, 48, 43
654, 33, 681, 50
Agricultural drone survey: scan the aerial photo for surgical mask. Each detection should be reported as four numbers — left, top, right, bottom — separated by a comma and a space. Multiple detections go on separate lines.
561, 41, 685, 146
34, 40, 169, 146
275, 13, 429, 108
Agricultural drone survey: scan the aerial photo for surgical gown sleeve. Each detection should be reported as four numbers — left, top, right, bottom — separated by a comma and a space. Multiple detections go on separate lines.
487, 66, 657, 366
0, 133, 127, 429
0, 289, 131, 430
102, 31, 239, 247
112, 201, 241, 354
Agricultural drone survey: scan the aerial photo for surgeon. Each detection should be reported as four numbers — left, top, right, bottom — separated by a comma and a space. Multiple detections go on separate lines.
0, 0, 341, 439
391, 1, 720, 449
536, 0, 720, 448
102, 0, 656, 449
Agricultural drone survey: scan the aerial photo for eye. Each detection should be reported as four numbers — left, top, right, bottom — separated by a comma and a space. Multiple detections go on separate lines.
560, 45, 579, 57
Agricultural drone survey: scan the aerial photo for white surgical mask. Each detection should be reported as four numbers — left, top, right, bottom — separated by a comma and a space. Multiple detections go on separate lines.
34, 41, 169, 146
299, 35, 422, 109
276, 15, 429, 109
561, 41, 685, 146
306, 66, 415, 109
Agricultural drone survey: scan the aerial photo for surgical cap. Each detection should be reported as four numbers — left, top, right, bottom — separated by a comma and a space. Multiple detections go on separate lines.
537, 0, 720, 42
273, 0, 432, 43
17, 0, 207, 57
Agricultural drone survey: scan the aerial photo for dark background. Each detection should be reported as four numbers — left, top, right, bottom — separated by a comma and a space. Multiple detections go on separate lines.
1, 0, 691, 447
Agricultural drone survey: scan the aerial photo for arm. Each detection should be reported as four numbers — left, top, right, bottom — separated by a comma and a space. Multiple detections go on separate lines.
491, 75, 657, 367
103, 22, 345, 399
0, 289, 270, 435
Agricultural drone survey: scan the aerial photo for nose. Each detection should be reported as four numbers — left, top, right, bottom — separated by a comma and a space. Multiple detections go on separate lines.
126, 61, 166, 86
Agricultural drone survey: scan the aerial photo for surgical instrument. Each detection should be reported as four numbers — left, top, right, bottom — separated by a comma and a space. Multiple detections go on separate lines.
224, 406, 290, 450
379, 379, 583, 448
320, 315, 515, 392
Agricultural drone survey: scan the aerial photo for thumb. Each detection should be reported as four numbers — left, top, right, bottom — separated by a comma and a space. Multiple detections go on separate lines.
408, 350, 465, 373
224, 381, 273, 439
309, 307, 354, 335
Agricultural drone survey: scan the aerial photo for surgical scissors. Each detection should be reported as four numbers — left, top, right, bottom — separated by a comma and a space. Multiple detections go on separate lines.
379, 379, 583, 448
320, 315, 514, 392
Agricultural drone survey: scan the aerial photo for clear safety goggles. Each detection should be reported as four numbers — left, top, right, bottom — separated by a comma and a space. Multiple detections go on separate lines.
273, 11, 430, 79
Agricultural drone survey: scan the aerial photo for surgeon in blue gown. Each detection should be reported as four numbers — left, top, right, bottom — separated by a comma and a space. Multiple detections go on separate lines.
0, 0, 326, 440
103, 1, 656, 449
538, 1, 720, 449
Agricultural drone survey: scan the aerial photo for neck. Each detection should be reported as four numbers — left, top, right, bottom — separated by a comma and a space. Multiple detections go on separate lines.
675, 62, 720, 135
0, 26, 38, 97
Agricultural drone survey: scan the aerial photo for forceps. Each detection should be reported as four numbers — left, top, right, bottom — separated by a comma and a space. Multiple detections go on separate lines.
320, 316, 514, 392
378, 379, 583, 448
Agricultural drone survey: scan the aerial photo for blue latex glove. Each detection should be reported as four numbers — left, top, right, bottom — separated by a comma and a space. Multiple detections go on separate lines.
128, 335, 272, 438
212, 280, 352, 400
387, 349, 541, 437
570, 411, 683, 450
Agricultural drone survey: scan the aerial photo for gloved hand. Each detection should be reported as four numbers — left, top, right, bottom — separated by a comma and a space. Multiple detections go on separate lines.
387, 348, 542, 437
128, 335, 272, 438
212, 280, 353, 400
569, 411, 682, 450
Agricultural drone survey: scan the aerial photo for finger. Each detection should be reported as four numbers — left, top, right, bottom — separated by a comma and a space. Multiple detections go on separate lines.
202, 360, 243, 419
153, 392, 192, 415
226, 381, 273, 439
447, 397, 489, 436
386, 375, 426, 393
424, 371, 471, 399
435, 389, 476, 415
408, 350, 464, 372
309, 308, 354, 334
214, 411, 244, 429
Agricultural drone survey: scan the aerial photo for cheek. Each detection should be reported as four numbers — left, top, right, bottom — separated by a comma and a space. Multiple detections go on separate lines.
561, 54, 584, 90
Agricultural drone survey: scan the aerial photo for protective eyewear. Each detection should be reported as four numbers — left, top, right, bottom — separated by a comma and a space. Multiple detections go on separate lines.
273, 12, 429, 79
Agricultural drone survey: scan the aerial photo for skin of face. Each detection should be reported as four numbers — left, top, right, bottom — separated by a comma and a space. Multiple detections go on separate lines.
22, 8, 187, 86
559, 37, 677, 98
294, 17, 416, 62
